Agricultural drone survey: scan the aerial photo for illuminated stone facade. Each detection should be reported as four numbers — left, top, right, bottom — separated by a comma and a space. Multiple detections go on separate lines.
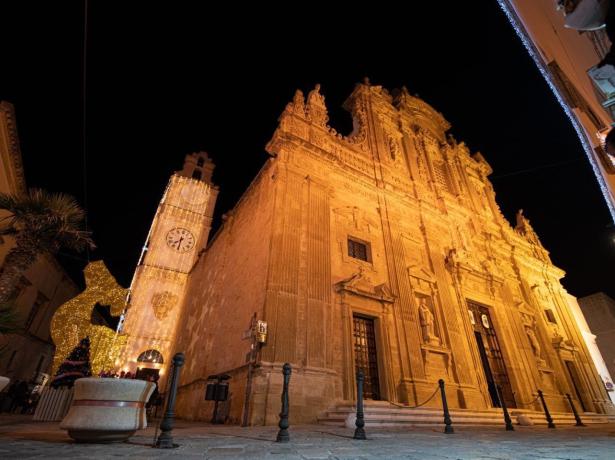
124, 83, 613, 424
119, 153, 218, 380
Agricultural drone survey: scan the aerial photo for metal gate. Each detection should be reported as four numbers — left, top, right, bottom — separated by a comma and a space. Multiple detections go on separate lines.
468, 301, 516, 408
353, 315, 381, 400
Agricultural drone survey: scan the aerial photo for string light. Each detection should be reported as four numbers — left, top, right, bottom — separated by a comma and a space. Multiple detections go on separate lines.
497, 0, 615, 223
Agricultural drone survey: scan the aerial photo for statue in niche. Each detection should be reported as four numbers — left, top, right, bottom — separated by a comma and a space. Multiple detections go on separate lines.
418, 297, 440, 345
525, 323, 546, 366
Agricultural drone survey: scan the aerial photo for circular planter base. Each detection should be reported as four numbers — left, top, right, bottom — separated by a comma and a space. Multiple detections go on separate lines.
60, 378, 155, 444
68, 429, 137, 443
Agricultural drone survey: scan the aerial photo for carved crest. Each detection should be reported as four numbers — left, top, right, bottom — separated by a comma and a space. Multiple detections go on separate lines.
333, 206, 378, 234
151, 291, 179, 320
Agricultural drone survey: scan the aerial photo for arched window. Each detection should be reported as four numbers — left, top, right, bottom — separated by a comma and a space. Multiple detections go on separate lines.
197, 157, 205, 167
137, 349, 164, 364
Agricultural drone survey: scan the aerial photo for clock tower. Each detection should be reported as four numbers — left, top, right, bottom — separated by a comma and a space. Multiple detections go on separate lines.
119, 152, 218, 380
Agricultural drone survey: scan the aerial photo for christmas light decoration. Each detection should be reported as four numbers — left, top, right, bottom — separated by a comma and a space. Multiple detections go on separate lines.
50, 260, 128, 376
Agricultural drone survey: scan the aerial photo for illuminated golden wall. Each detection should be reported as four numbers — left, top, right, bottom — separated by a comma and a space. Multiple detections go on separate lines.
120, 155, 218, 382
151, 83, 612, 423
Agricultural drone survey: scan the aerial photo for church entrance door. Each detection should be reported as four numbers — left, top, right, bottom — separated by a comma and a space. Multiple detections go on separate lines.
565, 361, 587, 412
353, 315, 381, 400
468, 302, 516, 408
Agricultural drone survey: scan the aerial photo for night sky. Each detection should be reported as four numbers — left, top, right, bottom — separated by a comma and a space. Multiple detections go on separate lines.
1, 1, 614, 300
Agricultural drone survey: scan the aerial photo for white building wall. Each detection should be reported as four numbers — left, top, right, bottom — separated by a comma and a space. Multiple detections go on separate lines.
566, 294, 615, 404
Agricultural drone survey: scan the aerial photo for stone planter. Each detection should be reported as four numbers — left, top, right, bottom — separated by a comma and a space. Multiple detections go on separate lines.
0, 376, 9, 392
60, 377, 155, 443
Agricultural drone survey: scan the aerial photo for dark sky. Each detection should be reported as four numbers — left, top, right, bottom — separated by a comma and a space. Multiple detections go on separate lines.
1, 1, 614, 300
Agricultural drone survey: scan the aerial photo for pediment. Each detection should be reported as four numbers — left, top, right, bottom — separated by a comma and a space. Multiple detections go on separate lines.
408, 264, 436, 283
335, 269, 395, 303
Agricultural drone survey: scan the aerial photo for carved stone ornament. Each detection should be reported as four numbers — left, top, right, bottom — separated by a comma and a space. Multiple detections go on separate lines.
388, 135, 401, 161
468, 309, 476, 325
335, 267, 395, 303
151, 291, 179, 320
306, 84, 329, 126
531, 283, 550, 305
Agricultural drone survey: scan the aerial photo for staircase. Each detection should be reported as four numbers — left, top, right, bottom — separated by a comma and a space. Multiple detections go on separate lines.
318, 400, 615, 427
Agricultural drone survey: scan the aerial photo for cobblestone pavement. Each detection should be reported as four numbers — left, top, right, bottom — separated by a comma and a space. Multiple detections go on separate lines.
1, 415, 614, 459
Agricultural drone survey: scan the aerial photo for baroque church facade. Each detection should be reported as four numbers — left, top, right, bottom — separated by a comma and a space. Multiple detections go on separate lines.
120, 81, 613, 424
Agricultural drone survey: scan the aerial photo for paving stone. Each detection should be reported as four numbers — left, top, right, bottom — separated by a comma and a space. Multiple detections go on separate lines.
1, 415, 615, 459
297, 447, 332, 458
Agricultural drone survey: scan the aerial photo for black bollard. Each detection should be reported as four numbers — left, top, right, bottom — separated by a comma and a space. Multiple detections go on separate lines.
496, 385, 514, 431
354, 369, 367, 440
276, 363, 292, 443
565, 393, 586, 427
438, 379, 454, 434
155, 352, 185, 448
537, 389, 556, 429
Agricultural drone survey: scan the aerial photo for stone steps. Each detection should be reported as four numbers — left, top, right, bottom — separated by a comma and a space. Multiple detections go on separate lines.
318, 401, 615, 427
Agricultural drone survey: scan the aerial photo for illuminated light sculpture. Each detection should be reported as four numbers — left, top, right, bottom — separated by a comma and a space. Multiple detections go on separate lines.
50, 260, 128, 375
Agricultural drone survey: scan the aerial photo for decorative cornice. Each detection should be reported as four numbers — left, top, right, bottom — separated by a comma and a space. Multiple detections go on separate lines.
0, 101, 27, 194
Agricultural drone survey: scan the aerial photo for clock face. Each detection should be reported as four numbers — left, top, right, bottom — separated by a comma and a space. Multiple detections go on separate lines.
180, 183, 207, 206
165, 227, 195, 253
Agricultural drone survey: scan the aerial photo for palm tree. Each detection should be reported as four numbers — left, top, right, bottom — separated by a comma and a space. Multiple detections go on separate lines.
0, 189, 94, 303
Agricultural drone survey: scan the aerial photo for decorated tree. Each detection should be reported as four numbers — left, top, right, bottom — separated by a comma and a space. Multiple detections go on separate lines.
51, 336, 92, 388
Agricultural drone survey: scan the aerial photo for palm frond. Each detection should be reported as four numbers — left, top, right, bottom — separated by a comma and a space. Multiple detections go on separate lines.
0, 188, 94, 254
0, 193, 17, 213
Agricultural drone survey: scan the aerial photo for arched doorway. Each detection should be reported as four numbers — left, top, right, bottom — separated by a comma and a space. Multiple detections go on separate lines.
136, 349, 163, 381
